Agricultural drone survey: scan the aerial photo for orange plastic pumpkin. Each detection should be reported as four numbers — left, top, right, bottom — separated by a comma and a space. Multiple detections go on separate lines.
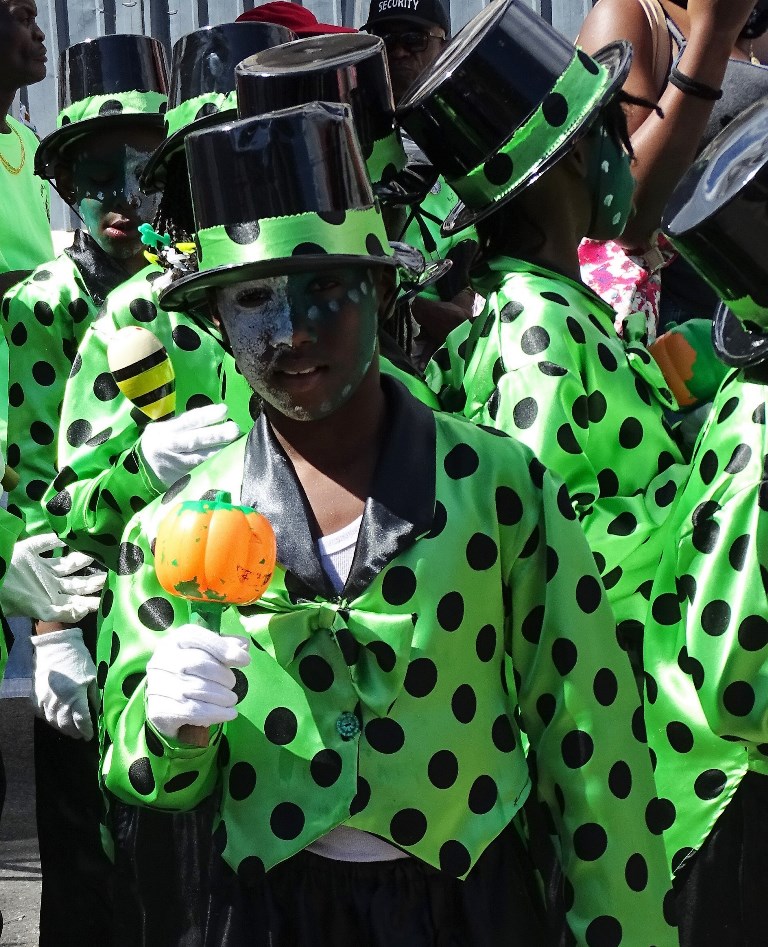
154, 491, 277, 606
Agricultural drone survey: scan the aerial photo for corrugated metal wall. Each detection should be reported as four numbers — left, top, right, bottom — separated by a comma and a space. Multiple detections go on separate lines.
21, 0, 596, 227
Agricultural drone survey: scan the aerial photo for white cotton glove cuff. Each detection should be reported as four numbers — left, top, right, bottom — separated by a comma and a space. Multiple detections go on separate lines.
138, 403, 241, 488
32, 627, 97, 741
145, 625, 251, 740
0, 533, 106, 621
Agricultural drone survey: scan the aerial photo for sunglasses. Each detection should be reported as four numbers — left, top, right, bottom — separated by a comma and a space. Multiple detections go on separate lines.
375, 29, 444, 52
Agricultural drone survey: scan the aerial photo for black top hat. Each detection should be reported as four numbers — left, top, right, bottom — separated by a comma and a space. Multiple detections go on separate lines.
236, 34, 406, 188
663, 97, 768, 367
141, 21, 295, 192
159, 101, 395, 313
35, 34, 169, 180
363, 0, 450, 35
396, 0, 631, 235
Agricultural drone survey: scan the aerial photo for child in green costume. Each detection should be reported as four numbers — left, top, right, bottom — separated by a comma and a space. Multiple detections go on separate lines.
399, 0, 688, 674
97, 101, 676, 947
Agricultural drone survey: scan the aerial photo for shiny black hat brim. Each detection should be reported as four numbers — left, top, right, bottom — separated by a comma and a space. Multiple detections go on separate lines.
141, 108, 237, 193
35, 113, 166, 181
714, 302, 768, 368
440, 40, 633, 237
159, 253, 397, 313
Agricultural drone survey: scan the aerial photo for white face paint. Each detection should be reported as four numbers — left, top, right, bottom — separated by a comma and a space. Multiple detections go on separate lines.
216, 276, 293, 360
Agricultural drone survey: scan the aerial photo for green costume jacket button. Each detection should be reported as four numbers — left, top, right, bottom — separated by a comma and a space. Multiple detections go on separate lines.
336, 712, 360, 740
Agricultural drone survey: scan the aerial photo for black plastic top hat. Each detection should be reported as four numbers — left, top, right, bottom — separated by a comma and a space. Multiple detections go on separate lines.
142, 21, 295, 192
159, 101, 395, 312
236, 33, 406, 188
663, 98, 768, 367
35, 34, 169, 180
396, 0, 631, 235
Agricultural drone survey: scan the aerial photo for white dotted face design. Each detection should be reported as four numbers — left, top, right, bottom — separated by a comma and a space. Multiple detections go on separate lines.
215, 267, 380, 422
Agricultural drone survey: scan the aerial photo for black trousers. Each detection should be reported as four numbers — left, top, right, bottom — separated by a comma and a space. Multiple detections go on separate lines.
674, 770, 768, 947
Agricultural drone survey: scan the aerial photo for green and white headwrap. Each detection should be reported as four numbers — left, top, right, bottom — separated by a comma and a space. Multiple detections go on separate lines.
57, 90, 167, 128
164, 90, 237, 138
447, 49, 611, 211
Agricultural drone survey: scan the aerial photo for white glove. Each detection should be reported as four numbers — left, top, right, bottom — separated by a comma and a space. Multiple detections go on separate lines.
0, 534, 106, 621
139, 404, 241, 487
146, 624, 251, 740
32, 627, 97, 740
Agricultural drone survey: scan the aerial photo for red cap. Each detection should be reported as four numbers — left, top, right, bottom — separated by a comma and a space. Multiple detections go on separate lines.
236, 2, 357, 36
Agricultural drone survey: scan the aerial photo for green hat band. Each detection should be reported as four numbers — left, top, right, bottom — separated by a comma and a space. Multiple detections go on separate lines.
58, 90, 167, 128
447, 50, 611, 209
367, 129, 407, 186
719, 293, 768, 331
164, 91, 237, 138
196, 207, 394, 270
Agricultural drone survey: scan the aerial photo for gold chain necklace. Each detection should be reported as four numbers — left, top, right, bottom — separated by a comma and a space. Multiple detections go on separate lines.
0, 124, 25, 175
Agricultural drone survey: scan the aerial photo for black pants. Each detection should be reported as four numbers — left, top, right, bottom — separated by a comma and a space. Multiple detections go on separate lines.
674, 770, 768, 947
34, 615, 113, 947
206, 817, 551, 947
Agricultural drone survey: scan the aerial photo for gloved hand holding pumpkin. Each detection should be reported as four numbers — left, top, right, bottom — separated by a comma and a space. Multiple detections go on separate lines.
145, 624, 251, 740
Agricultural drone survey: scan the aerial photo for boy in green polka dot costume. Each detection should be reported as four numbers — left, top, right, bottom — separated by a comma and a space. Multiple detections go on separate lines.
398, 0, 688, 677
639, 97, 768, 942
98, 102, 676, 946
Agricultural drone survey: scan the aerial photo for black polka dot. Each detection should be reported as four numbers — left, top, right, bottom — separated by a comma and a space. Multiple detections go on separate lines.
699, 449, 718, 484
404, 657, 437, 698
98, 98, 124, 115
68, 297, 89, 322
513, 397, 538, 429
366, 640, 397, 672
468, 775, 497, 814
729, 535, 750, 572
33, 300, 54, 326
597, 343, 618, 372
30, 421, 54, 446
428, 749, 458, 788
298, 655, 333, 692
738, 614, 768, 651
138, 597, 175, 631
466, 532, 498, 570
365, 717, 405, 753
439, 839, 471, 877
573, 823, 608, 860
232, 668, 248, 704
225, 221, 261, 245
381, 566, 417, 605
624, 853, 648, 892
117, 542, 144, 574
556, 423, 581, 454
334, 627, 359, 666
451, 684, 476, 723
520, 326, 550, 355
566, 316, 586, 344
32, 269, 52, 281
652, 592, 681, 626
578, 48, 601, 74
700, 600, 730, 637
537, 693, 556, 725
552, 638, 578, 675
483, 151, 514, 186
718, 397, 739, 423
364, 233, 386, 257
667, 721, 694, 753
129, 298, 157, 323
587, 391, 607, 423
237, 854, 265, 885
66, 419, 92, 448
475, 624, 497, 662
32, 361, 55, 386
270, 802, 305, 840
444, 443, 479, 479
264, 707, 298, 745
437, 591, 464, 631
128, 758, 155, 796
597, 468, 619, 498
495, 486, 523, 525
390, 808, 427, 845
576, 575, 602, 613
694, 768, 727, 800
618, 417, 643, 449
542, 91, 568, 126
144, 723, 164, 758
310, 749, 342, 788
499, 300, 524, 322
521, 605, 545, 644
570, 394, 589, 430
349, 775, 371, 815
608, 760, 632, 799
538, 361, 567, 377
491, 714, 516, 752
585, 916, 622, 947
427, 501, 447, 539
556, 483, 576, 521
172, 325, 202, 351
593, 668, 617, 706
608, 511, 637, 536
229, 761, 257, 800
561, 729, 594, 768
646, 797, 676, 835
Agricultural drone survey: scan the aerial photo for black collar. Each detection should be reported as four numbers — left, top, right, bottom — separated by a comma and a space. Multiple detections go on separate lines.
65, 230, 134, 306
241, 376, 436, 602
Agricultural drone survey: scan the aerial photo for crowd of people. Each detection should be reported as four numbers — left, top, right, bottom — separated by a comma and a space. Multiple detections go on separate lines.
0, 0, 767, 944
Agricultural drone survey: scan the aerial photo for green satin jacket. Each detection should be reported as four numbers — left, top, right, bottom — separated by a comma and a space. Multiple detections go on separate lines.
99, 378, 676, 946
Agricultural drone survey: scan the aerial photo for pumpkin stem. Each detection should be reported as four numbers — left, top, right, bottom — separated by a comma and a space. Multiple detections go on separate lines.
213, 490, 233, 505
